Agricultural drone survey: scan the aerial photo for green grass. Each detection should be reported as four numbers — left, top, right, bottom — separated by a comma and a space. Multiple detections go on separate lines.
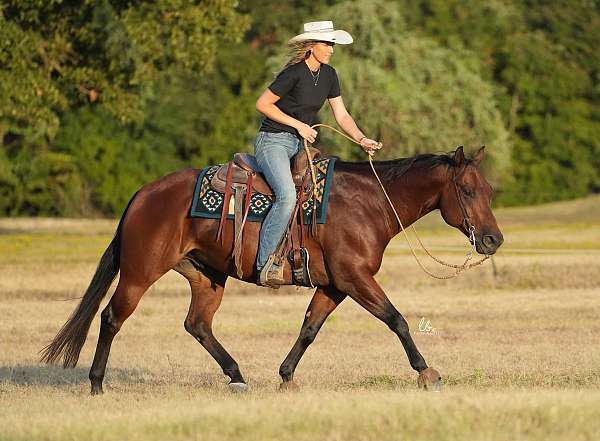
3, 389, 600, 441
0, 233, 110, 264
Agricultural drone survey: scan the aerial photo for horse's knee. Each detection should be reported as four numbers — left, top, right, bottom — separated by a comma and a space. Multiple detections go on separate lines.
387, 313, 407, 331
391, 316, 410, 338
382, 303, 409, 335
300, 324, 319, 347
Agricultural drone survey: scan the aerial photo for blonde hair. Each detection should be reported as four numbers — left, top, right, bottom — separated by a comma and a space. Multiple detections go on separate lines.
275, 41, 316, 76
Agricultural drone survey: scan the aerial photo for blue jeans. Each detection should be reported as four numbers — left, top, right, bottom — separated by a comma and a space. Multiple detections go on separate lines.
254, 131, 301, 270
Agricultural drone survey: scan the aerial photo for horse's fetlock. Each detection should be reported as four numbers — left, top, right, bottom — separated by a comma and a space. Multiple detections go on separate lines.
224, 363, 242, 380
279, 365, 293, 381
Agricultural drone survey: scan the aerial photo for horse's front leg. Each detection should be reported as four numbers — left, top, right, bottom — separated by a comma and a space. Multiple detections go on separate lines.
335, 270, 442, 391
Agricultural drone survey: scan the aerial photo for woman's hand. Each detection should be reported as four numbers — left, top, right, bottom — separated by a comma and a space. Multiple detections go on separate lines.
359, 137, 383, 155
296, 123, 318, 144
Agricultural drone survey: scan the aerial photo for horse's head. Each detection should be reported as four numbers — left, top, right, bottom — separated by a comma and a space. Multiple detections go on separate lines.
438, 146, 504, 255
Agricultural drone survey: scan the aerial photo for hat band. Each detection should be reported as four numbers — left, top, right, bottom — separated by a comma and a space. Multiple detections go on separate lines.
306, 27, 335, 33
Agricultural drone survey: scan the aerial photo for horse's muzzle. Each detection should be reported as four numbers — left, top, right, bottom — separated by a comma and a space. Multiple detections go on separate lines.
477, 231, 504, 255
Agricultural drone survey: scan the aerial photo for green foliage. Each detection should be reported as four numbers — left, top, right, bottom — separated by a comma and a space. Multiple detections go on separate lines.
0, 147, 18, 214
142, 42, 266, 167
239, 0, 335, 52
395, 0, 600, 204
54, 107, 181, 215
310, 0, 511, 185
4, 145, 83, 216
0, 0, 250, 140
495, 11, 600, 204
0, 12, 66, 142
1, 0, 599, 215
0, 0, 250, 216
47, 42, 265, 216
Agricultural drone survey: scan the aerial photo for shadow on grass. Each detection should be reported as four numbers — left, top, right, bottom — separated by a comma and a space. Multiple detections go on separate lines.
0, 364, 149, 386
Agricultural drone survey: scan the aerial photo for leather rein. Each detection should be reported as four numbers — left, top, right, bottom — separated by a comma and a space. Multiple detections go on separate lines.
304, 123, 489, 279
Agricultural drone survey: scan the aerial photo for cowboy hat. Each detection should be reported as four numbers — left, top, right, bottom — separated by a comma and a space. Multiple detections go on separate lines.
288, 21, 353, 45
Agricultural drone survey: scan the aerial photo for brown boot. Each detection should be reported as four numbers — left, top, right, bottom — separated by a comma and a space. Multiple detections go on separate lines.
259, 255, 285, 288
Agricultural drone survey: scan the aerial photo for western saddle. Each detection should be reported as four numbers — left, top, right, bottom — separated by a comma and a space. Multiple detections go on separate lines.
209, 146, 321, 286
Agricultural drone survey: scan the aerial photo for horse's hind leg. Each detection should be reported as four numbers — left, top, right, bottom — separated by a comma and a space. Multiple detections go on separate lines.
89, 219, 185, 394
279, 286, 346, 389
175, 260, 246, 390
89, 276, 155, 395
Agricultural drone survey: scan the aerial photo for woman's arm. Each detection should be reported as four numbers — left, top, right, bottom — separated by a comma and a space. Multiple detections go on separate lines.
328, 96, 382, 153
256, 89, 318, 143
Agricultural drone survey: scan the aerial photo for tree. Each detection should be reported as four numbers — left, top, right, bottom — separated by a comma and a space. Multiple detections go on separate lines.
393, 0, 600, 204
0, 0, 250, 215
267, 0, 512, 185
0, 0, 250, 143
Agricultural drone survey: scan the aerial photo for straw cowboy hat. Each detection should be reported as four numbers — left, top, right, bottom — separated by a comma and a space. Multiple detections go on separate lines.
288, 21, 353, 45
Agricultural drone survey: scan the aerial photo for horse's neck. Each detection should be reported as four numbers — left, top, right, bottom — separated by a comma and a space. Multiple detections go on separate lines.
380, 163, 446, 234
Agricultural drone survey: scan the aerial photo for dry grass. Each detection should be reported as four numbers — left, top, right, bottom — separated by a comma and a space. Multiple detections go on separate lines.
1, 196, 599, 440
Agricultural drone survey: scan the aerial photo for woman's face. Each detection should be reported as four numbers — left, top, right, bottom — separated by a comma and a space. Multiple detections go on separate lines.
311, 41, 335, 64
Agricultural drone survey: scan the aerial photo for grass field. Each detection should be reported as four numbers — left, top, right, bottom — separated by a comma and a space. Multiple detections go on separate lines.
1, 195, 600, 440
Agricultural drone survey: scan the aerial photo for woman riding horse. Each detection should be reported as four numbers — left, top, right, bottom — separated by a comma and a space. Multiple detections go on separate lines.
254, 21, 381, 287
40, 23, 504, 396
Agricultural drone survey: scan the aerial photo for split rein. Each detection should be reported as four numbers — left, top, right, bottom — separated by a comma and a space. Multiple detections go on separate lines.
304, 124, 489, 280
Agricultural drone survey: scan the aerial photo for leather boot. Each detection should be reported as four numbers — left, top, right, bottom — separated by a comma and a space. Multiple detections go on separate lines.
259, 254, 285, 288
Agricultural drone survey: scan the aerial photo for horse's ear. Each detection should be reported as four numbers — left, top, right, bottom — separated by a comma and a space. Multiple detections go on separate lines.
453, 146, 465, 167
473, 145, 485, 167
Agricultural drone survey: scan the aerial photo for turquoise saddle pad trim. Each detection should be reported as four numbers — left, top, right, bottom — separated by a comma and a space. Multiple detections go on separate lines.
190, 157, 337, 224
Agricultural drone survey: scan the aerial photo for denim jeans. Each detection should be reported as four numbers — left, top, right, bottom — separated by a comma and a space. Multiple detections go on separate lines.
254, 131, 301, 270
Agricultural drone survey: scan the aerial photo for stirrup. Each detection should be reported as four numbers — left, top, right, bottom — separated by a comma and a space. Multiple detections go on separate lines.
258, 255, 285, 289
288, 247, 313, 287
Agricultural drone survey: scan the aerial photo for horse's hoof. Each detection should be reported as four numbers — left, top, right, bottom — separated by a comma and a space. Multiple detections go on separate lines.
417, 367, 443, 392
279, 381, 299, 392
228, 382, 249, 393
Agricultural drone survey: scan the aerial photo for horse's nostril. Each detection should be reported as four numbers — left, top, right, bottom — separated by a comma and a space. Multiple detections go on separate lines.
483, 235, 497, 248
482, 234, 504, 249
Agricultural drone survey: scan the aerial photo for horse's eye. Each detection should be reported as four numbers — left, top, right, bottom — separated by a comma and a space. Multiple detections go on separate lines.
463, 187, 475, 198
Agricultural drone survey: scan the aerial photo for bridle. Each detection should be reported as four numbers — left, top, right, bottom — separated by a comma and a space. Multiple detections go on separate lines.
451, 164, 478, 249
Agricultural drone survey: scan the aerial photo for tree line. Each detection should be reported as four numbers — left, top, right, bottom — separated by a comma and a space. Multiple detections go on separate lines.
1, 0, 598, 216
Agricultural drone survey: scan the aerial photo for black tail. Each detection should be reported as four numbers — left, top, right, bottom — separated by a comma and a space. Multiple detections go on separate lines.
40, 195, 136, 368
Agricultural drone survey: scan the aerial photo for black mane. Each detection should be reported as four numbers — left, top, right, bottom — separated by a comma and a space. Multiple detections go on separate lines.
336, 151, 460, 184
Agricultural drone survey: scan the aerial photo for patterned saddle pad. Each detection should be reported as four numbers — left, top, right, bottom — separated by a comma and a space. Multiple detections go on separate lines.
190, 157, 337, 224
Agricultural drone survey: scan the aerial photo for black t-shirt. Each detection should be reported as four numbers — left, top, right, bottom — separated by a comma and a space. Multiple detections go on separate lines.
259, 61, 341, 137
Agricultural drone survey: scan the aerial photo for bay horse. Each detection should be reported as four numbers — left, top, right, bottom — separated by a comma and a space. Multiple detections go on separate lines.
41, 146, 503, 394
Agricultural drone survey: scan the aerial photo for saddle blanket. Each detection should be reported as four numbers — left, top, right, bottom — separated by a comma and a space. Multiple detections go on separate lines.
190, 157, 337, 224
